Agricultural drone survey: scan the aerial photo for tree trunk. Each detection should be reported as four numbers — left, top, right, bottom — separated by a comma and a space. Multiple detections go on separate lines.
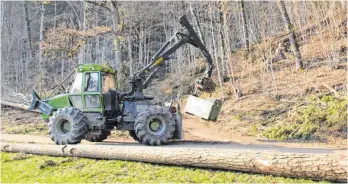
110, 1, 122, 70
0, 101, 39, 113
38, 3, 45, 94
23, 2, 33, 58
1, 142, 346, 182
210, 3, 224, 98
240, 0, 249, 50
78, 1, 86, 64
221, 2, 242, 99
277, 0, 303, 71
127, 26, 133, 76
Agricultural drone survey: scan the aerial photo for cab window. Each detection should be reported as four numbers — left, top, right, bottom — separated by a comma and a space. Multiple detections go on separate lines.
85, 73, 99, 92
70, 73, 82, 93
103, 74, 116, 93
85, 95, 100, 108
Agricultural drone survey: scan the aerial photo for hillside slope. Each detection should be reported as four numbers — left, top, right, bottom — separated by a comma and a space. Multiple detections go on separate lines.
153, 17, 347, 145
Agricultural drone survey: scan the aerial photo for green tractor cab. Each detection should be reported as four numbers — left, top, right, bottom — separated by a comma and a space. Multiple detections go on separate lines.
29, 64, 117, 116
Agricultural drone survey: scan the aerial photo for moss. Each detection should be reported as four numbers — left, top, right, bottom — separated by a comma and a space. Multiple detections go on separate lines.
263, 124, 298, 141
247, 124, 259, 136
263, 95, 347, 141
234, 114, 243, 121
1, 152, 318, 183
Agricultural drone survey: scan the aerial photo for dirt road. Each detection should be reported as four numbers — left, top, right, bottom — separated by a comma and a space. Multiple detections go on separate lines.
1, 134, 345, 155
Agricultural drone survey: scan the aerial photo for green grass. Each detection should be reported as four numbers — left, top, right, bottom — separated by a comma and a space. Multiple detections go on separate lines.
262, 95, 347, 141
1, 152, 320, 183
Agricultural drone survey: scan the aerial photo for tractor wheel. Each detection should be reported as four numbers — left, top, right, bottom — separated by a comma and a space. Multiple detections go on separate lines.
134, 106, 175, 146
48, 107, 88, 145
129, 130, 140, 142
85, 131, 111, 142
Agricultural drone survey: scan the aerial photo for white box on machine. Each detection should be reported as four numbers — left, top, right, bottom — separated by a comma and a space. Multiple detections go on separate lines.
184, 95, 222, 121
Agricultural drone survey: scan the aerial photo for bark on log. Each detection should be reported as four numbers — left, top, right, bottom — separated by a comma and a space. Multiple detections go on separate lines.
1, 142, 346, 182
0, 101, 40, 113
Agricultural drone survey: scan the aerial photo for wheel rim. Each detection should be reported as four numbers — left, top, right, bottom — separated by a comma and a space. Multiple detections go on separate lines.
56, 118, 71, 135
148, 118, 166, 136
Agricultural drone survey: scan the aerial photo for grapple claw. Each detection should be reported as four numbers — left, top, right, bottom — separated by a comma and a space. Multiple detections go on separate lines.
195, 78, 216, 94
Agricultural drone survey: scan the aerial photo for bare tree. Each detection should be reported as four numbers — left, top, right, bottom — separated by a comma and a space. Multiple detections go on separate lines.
277, 0, 303, 71
38, 3, 45, 93
111, 1, 122, 70
240, 0, 249, 50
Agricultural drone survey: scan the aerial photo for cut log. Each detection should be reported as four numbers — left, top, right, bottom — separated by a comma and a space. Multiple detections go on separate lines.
1, 142, 346, 182
0, 101, 40, 113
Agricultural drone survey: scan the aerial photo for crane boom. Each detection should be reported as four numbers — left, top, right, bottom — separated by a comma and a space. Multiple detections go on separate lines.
124, 15, 215, 100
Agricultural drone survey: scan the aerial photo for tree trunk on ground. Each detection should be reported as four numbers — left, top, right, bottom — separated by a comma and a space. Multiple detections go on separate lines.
1, 142, 346, 182
277, 0, 303, 71
0, 101, 39, 113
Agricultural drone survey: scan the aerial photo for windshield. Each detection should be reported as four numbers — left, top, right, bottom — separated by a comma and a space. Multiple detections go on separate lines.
85, 73, 99, 92
70, 73, 82, 93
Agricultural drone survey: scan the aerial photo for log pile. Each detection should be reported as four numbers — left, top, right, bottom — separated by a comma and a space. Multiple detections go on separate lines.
1, 142, 346, 182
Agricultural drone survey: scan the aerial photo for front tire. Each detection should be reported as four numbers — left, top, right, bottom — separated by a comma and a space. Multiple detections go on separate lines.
48, 107, 88, 145
134, 106, 175, 146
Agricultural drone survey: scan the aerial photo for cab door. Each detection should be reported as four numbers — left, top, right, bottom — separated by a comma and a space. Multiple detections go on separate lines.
69, 73, 84, 109
82, 72, 103, 112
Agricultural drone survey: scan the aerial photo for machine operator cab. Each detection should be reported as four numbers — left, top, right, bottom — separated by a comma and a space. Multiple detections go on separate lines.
69, 64, 117, 112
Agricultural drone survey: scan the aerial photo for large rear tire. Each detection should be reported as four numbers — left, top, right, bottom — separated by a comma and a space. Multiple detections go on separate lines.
48, 107, 88, 145
134, 106, 175, 146
85, 131, 111, 142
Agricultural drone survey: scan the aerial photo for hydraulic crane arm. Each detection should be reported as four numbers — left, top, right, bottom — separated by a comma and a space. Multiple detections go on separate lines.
124, 15, 215, 100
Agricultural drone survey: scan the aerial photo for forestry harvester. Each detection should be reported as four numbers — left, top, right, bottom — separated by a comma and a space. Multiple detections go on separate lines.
29, 15, 216, 146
